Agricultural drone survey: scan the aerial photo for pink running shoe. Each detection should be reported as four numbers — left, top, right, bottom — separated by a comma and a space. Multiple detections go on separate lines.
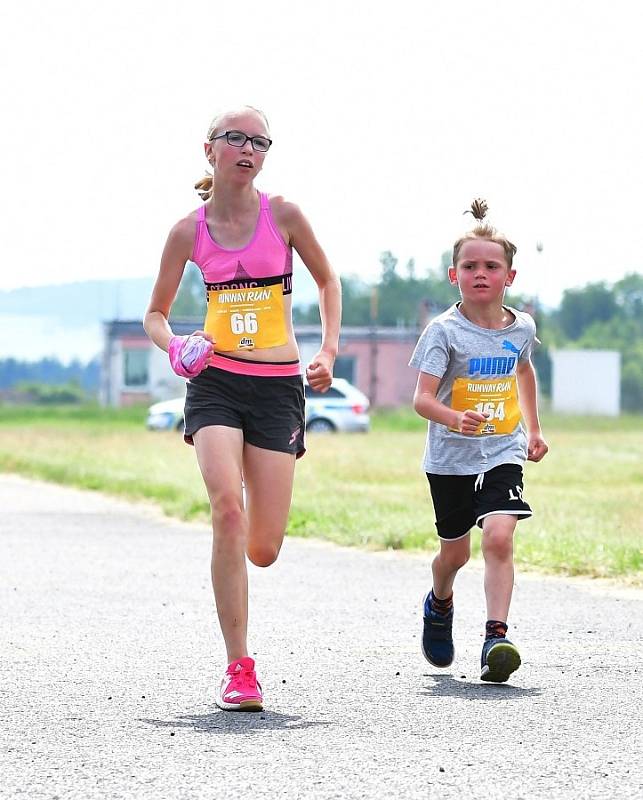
216, 657, 263, 711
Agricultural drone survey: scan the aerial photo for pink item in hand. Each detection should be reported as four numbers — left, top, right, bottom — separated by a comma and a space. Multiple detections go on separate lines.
168, 335, 212, 378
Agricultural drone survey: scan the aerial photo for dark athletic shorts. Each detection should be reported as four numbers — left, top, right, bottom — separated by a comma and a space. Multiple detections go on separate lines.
426, 463, 532, 541
184, 365, 306, 458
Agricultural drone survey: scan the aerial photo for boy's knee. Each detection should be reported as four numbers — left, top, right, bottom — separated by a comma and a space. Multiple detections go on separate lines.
438, 542, 470, 570
482, 527, 514, 560
449, 551, 470, 571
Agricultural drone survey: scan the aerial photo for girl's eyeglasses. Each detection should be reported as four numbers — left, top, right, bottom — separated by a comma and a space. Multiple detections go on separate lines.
210, 130, 272, 153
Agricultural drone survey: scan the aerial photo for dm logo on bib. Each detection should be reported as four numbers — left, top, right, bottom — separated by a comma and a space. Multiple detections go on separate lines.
239, 337, 255, 350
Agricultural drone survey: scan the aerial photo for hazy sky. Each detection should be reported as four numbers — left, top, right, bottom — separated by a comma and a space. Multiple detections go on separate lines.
2, 0, 642, 308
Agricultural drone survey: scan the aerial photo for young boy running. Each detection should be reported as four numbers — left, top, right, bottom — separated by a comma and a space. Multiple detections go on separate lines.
409, 199, 548, 683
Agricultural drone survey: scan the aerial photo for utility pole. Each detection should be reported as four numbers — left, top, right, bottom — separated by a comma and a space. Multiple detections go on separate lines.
369, 286, 378, 407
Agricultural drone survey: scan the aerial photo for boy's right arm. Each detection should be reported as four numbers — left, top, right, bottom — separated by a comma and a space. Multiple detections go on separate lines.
413, 372, 487, 435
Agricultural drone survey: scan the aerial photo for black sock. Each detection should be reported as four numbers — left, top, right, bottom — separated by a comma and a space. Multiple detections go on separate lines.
485, 619, 508, 640
430, 590, 453, 615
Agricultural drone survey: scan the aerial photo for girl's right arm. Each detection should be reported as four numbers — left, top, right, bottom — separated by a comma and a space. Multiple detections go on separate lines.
143, 216, 206, 352
413, 372, 487, 435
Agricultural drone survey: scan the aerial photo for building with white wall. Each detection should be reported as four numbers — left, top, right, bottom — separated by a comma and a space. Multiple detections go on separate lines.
551, 350, 620, 416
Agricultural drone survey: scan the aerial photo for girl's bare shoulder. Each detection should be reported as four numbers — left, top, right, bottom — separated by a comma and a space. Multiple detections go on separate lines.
266, 194, 305, 226
166, 209, 200, 246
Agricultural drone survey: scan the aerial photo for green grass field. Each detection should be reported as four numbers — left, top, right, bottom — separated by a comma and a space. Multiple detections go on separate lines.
0, 404, 641, 582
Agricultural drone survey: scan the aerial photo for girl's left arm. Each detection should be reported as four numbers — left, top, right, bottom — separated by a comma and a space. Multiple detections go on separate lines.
277, 200, 342, 392
516, 359, 549, 462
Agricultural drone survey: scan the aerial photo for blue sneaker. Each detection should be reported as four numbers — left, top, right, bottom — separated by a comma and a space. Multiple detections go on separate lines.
480, 637, 521, 683
421, 592, 455, 667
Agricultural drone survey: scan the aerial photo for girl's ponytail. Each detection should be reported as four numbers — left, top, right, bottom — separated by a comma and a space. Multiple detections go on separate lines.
195, 172, 213, 202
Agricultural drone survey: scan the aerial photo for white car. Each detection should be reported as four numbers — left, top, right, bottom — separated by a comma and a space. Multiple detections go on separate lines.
146, 377, 370, 433
304, 377, 370, 433
145, 396, 187, 432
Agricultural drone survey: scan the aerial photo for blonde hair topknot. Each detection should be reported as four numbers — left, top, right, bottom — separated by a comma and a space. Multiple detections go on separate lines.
453, 198, 517, 267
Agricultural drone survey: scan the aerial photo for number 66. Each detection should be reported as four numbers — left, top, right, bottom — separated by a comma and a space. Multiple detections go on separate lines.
230, 312, 258, 335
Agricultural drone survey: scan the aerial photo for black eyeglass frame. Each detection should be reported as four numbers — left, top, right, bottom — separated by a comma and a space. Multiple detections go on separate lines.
209, 130, 273, 152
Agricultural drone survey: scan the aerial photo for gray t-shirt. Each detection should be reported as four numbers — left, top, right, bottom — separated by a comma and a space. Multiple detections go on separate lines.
409, 304, 537, 475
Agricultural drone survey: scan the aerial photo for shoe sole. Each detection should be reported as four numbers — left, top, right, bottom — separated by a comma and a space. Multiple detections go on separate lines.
421, 594, 455, 668
215, 695, 263, 712
480, 642, 521, 683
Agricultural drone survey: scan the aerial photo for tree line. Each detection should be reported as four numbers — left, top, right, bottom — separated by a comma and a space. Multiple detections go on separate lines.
1, 255, 640, 410
173, 250, 643, 410
293, 252, 643, 411
0, 357, 100, 403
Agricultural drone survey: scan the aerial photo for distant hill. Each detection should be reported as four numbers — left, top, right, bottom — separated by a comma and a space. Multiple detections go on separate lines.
0, 277, 155, 324
0, 267, 321, 325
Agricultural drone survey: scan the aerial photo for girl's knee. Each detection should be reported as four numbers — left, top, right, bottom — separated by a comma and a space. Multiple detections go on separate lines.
246, 522, 286, 567
211, 496, 245, 543
246, 540, 282, 568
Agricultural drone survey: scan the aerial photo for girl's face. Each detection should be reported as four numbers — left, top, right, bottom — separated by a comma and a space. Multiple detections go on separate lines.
448, 239, 515, 304
203, 109, 270, 185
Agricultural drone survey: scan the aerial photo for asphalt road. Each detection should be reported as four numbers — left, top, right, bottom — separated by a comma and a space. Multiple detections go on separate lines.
1, 474, 642, 800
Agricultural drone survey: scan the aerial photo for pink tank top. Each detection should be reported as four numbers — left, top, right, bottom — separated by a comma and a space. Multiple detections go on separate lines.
190, 192, 300, 377
191, 192, 293, 289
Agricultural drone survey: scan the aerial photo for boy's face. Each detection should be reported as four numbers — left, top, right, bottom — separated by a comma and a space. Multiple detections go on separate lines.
449, 239, 515, 303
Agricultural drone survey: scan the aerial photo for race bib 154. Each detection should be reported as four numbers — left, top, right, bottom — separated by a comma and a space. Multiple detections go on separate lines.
450, 375, 521, 435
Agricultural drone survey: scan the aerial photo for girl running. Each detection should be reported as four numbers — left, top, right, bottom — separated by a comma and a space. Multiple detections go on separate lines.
144, 106, 341, 710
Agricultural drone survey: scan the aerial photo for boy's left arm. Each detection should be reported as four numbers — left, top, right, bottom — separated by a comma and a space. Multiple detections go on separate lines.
516, 359, 549, 462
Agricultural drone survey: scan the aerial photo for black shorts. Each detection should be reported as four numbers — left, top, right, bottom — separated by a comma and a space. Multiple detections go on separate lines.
426, 464, 532, 541
184, 366, 306, 458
